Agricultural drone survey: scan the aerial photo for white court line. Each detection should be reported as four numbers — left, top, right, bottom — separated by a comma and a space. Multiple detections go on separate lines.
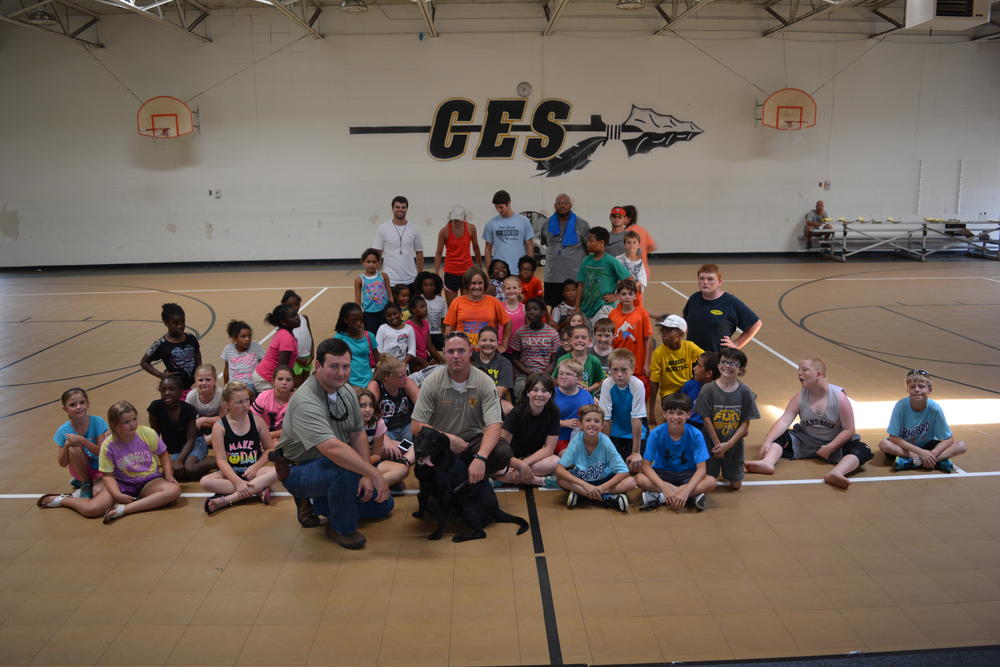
985, 278, 1000, 284
657, 281, 798, 369
5, 286, 350, 298
2, 472, 997, 499
663, 276, 992, 284
217, 287, 328, 379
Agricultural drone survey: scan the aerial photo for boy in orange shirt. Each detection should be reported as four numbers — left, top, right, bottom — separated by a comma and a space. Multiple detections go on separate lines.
518, 255, 545, 303
608, 278, 653, 384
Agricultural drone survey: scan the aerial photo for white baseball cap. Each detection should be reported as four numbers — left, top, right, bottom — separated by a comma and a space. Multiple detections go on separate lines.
448, 205, 468, 221
656, 314, 687, 331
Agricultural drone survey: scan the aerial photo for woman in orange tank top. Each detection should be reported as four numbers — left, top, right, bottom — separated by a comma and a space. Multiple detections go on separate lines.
434, 205, 482, 304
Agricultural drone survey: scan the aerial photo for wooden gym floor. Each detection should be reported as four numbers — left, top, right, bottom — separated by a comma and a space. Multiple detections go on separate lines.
1, 256, 999, 666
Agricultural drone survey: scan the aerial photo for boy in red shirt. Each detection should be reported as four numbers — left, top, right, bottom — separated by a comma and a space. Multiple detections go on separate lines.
518, 255, 545, 303
608, 278, 653, 385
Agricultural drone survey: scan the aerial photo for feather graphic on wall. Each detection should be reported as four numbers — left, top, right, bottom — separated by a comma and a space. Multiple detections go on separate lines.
536, 105, 703, 177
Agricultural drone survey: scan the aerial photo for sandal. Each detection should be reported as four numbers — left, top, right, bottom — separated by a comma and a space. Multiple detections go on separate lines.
259, 487, 271, 505
204, 495, 232, 515
37, 493, 70, 508
295, 496, 320, 528
103, 504, 126, 524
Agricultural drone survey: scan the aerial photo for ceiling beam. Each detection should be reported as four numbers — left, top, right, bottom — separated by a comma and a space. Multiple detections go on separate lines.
261, 0, 323, 39
7, 0, 58, 19
415, 0, 437, 38
763, 0, 866, 37
93, 0, 211, 42
542, 0, 571, 36
0, 14, 103, 47
654, 0, 716, 35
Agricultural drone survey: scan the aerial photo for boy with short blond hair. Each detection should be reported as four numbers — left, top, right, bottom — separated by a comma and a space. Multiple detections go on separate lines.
878, 370, 967, 473
552, 324, 605, 394
598, 348, 647, 473
591, 317, 615, 374
553, 358, 596, 453
638, 392, 715, 512
745, 357, 873, 489
648, 314, 704, 426
608, 278, 653, 380
555, 404, 635, 511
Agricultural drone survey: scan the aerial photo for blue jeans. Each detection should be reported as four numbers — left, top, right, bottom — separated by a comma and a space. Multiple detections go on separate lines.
283, 456, 393, 535
386, 422, 412, 443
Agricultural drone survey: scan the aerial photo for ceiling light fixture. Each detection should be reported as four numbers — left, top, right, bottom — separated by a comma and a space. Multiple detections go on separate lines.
26, 10, 59, 25
616, 0, 644, 9
340, 0, 368, 12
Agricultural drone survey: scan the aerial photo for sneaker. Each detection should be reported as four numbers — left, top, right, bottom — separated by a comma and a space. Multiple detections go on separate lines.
614, 494, 629, 513
892, 457, 916, 472
79, 482, 93, 500
542, 475, 560, 490
690, 493, 707, 512
935, 459, 955, 473
566, 491, 578, 509
639, 491, 661, 512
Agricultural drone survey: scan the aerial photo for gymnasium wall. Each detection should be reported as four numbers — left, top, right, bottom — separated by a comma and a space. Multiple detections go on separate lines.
1, 11, 999, 267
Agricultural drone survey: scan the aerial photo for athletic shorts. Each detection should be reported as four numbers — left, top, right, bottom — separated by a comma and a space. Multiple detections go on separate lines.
579, 473, 616, 487
363, 310, 386, 335
117, 474, 161, 498
775, 431, 873, 465
444, 272, 463, 293
430, 333, 444, 350
543, 282, 564, 309
555, 439, 570, 455
706, 440, 744, 482
654, 469, 695, 487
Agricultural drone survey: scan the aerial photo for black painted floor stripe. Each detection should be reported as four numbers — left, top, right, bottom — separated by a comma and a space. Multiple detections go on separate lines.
524, 486, 545, 554
534, 555, 563, 667
0, 321, 109, 372
524, 487, 563, 666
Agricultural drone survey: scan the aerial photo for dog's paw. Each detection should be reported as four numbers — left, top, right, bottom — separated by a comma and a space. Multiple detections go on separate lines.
453, 531, 487, 542
427, 531, 443, 540
411, 510, 425, 519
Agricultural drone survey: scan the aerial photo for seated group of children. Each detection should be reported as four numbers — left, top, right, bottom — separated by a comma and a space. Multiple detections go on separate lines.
39, 275, 969, 524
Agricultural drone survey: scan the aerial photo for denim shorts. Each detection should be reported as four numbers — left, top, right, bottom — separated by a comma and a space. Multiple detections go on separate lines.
171, 435, 208, 463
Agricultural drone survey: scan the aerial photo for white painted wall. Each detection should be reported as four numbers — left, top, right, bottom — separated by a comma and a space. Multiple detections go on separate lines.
1, 12, 998, 267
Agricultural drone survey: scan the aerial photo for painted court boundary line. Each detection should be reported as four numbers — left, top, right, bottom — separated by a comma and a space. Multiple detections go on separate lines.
6, 286, 351, 297
658, 281, 798, 369
4, 471, 999, 499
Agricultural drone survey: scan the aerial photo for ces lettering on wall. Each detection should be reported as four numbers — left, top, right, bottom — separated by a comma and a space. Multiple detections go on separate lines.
350, 98, 704, 177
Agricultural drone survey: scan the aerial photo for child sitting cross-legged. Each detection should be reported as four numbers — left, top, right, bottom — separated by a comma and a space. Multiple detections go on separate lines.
637, 392, 715, 512
555, 404, 636, 512
202, 382, 278, 514
878, 369, 967, 473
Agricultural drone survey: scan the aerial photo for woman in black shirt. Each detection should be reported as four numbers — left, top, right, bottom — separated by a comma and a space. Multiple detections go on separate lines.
497, 373, 560, 487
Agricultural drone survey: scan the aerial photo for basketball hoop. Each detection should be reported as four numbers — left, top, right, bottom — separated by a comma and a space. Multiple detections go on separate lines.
761, 88, 817, 131
137, 96, 194, 138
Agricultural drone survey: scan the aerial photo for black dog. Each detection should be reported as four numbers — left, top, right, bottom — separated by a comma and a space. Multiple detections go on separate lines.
411, 427, 528, 542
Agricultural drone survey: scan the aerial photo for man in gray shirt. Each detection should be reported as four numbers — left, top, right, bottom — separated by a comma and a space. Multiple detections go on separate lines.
278, 337, 392, 549
411, 332, 512, 484
804, 200, 833, 248
540, 193, 590, 309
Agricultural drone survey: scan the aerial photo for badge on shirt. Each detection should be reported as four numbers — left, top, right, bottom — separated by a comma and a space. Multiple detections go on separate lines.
468, 397, 478, 408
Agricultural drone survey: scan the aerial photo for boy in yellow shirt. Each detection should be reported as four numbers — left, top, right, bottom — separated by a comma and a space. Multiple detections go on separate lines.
648, 315, 704, 426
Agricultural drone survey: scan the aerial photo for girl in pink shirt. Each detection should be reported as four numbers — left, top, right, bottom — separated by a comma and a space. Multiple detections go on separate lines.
251, 366, 294, 441
406, 296, 442, 370
253, 304, 300, 393
501, 275, 525, 344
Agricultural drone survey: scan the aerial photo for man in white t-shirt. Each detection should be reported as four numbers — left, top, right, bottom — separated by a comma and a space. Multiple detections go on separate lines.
373, 195, 425, 286
483, 190, 534, 276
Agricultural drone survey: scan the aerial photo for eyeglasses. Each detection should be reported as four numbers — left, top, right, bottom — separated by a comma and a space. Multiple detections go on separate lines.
327, 391, 350, 423
445, 332, 470, 342
718, 359, 740, 368
908, 369, 929, 376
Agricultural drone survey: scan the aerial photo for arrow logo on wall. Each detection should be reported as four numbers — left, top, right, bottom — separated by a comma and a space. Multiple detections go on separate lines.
350, 101, 703, 178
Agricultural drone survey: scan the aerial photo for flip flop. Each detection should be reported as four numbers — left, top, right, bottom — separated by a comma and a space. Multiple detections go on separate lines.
103, 504, 126, 524
259, 487, 271, 505
37, 493, 69, 508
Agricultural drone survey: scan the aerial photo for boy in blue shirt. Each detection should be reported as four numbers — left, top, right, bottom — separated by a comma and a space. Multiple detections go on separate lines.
680, 351, 718, 432
555, 404, 636, 512
637, 392, 715, 512
878, 370, 967, 473
598, 348, 648, 473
